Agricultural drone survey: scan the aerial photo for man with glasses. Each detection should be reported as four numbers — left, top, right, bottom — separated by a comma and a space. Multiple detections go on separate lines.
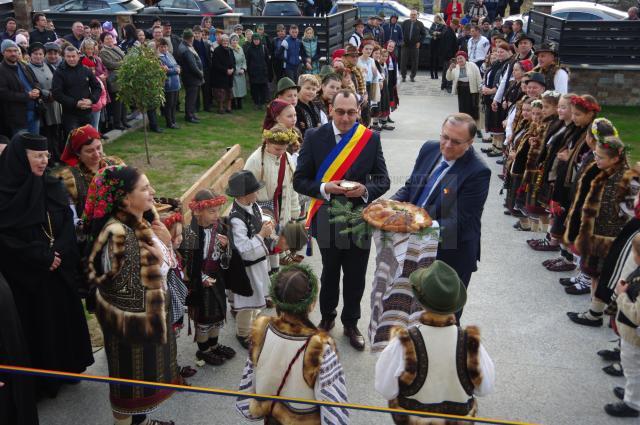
392, 113, 490, 318
294, 89, 390, 351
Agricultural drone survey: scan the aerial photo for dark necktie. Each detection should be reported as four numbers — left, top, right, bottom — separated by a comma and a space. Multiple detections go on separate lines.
409, 22, 414, 42
416, 160, 450, 207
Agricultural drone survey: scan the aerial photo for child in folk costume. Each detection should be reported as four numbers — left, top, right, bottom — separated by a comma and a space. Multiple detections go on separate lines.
606, 234, 640, 418
504, 98, 534, 214
227, 170, 274, 349
244, 125, 301, 276
375, 260, 495, 424
564, 132, 633, 320
522, 91, 562, 233
544, 95, 600, 274
512, 99, 544, 231
157, 198, 198, 378
236, 264, 349, 424
371, 46, 394, 132
526, 93, 575, 252
180, 190, 236, 366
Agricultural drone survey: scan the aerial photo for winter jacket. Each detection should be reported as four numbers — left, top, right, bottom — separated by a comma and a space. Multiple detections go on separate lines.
210, 45, 235, 89
159, 52, 181, 92
177, 41, 204, 87
0, 61, 40, 130
245, 42, 270, 84
51, 61, 102, 119
280, 35, 302, 69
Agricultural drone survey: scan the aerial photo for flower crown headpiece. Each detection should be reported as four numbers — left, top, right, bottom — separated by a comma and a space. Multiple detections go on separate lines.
591, 118, 619, 142
188, 195, 227, 211
162, 212, 183, 229
82, 165, 127, 223
531, 99, 544, 108
571, 96, 601, 113
542, 90, 561, 99
263, 128, 299, 145
597, 136, 625, 156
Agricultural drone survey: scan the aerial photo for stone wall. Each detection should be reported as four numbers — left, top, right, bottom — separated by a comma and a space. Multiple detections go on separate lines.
569, 66, 640, 106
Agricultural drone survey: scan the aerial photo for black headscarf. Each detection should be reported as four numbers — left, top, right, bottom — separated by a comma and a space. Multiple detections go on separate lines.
0, 133, 68, 230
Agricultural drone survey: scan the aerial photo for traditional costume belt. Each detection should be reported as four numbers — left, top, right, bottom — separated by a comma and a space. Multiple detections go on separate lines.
243, 256, 266, 267
305, 123, 374, 228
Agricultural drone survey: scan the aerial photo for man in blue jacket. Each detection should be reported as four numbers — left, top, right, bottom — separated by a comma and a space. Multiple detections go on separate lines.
382, 14, 404, 46
279, 25, 302, 82
392, 113, 490, 318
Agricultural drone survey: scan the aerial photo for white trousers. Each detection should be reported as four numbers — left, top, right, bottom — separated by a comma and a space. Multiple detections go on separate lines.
621, 339, 640, 410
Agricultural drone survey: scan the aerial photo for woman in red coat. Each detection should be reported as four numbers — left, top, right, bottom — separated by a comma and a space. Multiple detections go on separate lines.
446, 0, 464, 25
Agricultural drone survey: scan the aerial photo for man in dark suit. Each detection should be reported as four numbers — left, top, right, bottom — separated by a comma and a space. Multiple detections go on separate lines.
392, 113, 491, 317
400, 9, 426, 82
293, 90, 390, 350
440, 18, 460, 92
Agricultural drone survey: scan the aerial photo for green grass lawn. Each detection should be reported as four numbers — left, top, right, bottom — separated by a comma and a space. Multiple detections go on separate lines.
105, 106, 265, 198
601, 106, 640, 163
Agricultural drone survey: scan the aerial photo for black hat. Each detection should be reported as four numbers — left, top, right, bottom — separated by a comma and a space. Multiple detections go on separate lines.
226, 170, 265, 197
353, 18, 365, 27
535, 41, 559, 55
526, 72, 546, 88
162, 20, 171, 26
19, 133, 48, 151
514, 34, 535, 46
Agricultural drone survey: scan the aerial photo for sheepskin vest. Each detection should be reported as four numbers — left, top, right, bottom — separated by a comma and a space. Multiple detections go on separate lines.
389, 313, 482, 425
249, 315, 334, 425
87, 214, 168, 345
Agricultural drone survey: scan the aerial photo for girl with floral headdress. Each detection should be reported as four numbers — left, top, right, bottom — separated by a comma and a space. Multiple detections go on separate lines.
244, 124, 302, 276
543, 94, 601, 274
85, 165, 181, 425
564, 122, 635, 326
526, 93, 575, 252
179, 189, 236, 368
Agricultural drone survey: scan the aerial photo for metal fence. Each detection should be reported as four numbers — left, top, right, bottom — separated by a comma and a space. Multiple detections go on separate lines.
526, 10, 640, 66
37, 8, 357, 58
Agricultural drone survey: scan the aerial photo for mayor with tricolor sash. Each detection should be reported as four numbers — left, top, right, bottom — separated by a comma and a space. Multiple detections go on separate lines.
294, 89, 390, 351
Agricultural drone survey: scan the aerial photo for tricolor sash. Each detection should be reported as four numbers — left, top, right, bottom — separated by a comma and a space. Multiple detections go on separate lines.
305, 123, 374, 228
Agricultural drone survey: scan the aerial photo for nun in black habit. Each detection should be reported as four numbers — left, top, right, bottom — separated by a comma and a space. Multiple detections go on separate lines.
0, 133, 93, 399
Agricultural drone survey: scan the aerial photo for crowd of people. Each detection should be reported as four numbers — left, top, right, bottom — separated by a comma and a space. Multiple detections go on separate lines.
1, 3, 640, 425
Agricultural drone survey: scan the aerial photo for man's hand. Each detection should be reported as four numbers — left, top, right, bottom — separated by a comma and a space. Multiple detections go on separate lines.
203, 277, 216, 288
556, 149, 569, 161
416, 42, 420, 49
217, 234, 228, 247
615, 279, 629, 296
324, 181, 348, 195
29, 89, 40, 99
344, 182, 366, 198
491, 101, 498, 112
227, 68, 234, 75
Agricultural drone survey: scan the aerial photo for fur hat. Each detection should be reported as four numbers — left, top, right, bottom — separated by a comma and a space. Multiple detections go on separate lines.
410, 260, 467, 315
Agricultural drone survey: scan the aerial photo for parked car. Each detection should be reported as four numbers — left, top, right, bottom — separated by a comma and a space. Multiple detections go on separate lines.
46, 0, 144, 13
140, 0, 232, 16
330, 0, 434, 29
506, 1, 627, 30
254, 0, 302, 16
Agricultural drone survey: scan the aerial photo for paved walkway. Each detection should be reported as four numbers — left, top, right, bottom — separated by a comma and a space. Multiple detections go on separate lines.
38, 75, 635, 425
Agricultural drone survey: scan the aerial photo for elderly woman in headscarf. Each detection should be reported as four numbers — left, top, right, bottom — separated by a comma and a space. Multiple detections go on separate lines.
0, 133, 93, 399
210, 34, 235, 114
230, 33, 247, 110
85, 165, 181, 425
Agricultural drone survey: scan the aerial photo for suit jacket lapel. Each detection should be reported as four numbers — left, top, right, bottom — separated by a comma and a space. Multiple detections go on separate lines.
425, 148, 472, 207
412, 150, 441, 205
